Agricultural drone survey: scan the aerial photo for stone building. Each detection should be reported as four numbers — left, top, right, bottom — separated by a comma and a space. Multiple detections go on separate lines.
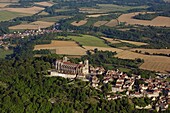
53, 57, 89, 78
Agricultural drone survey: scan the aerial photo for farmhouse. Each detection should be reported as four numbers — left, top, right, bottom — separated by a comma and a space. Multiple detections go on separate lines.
50, 57, 89, 78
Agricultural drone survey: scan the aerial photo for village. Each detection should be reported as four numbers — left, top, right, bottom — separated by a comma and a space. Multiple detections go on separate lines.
49, 57, 170, 112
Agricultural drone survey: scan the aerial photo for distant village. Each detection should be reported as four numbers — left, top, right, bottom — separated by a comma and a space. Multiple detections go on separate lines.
49, 57, 170, 112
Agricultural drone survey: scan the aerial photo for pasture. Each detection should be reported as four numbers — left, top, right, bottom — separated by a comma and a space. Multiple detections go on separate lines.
38, 16, 70, 22
58, 35, 109, 47
79, 4, 147, 14
0, 10, 30, 22
34, 40, 86, 56
118, 12, 170, 27
9, 21, 55, 30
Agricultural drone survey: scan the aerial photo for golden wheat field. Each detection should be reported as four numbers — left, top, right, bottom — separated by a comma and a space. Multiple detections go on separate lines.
118, 12, 170, 27
34, 40, 87, 56
119, 40, 148, 46
34, 2, 54, 7
84, 46, 124, 53
71, 20, 87, 26
105, 19, 119, 27
2, 6, 44, 14
9, 21, 55, 30
86, 14, 109, 17
0, 3, 10, 8
93, 21, 108, 27
131, 48, 170, 54
115, 50, 170, 73
101, 37, 121, 44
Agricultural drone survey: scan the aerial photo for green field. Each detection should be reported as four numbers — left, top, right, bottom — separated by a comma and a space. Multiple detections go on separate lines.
0, 48, 13, 59
58, 35, 109, 47
38, 16, 71, 22
80, 4, 148, 13
0, 10, 30, 22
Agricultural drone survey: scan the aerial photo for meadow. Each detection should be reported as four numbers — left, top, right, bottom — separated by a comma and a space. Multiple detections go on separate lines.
79, 4, 147, 14
57, 35, 109, 47
38, 16, 70, 22
0, 10, 30, 22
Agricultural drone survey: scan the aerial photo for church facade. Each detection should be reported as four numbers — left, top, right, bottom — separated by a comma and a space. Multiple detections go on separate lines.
53, 57, 89, 78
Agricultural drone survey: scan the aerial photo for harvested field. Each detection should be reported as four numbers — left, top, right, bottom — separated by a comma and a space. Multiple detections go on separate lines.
101, 37, 148, 46
101, 37, 121, 44
0, 3, 10, 8
9, 21, 55, 30
131, 49, 170, 54
105, 19, 119, 27
38, 11, 49, 15
71, 20, 87, 26
84, 46, 123, 53
115, 50, 170, 73
118, 12, 170, 27
87, 14, 108, 18
119, 40, 148, 46
34, 40, 86, 56
93, 21, 108, 27
2, 6, 44, 14
34, 2, 54, 7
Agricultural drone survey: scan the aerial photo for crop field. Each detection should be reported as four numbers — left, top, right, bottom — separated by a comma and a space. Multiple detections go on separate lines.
79, 4, 147, 14
2, 6, 44, 14
34, 40, 86, 56
105, 19, 119, 27
93, 21, 108, 27
0, 0, 19, 2
38, 11, 49, 15
71, 20, 87, 26
34, 2, 54, 7
115, 50, 170, 73
131, 48, 170, 54
9, 21, 55, 30
101, 37, 121, 44
58, 35, 109, 47
118, 12, 170, 27
86, 14, 109, 18
119, 40, 148, 46
84, 46, 123, 53
0, 3, 10, 7
101, 37, 148, 46
0, 10, 30, 22
0, 48, 13, 59
38, 16, 70, 22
